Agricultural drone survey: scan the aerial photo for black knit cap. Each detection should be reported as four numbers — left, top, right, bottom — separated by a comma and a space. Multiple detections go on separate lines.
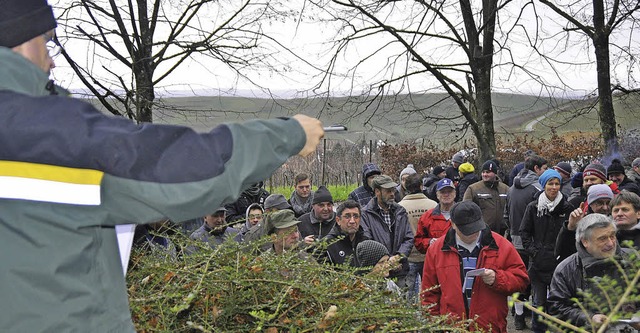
607, 159, 625, 176
312, 185, 333, 205
481, 160, 499, 173
0, 0, 57, 48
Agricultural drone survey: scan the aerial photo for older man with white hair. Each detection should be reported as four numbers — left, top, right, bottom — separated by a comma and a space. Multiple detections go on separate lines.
548, 214, 638, 331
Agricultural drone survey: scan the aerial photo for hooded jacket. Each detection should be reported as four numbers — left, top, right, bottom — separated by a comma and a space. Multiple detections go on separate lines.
505, 169, 542, 250
422, 227, 529, 333
463, 179, 509, 234
236, 203, 264, 242
0, 47, 306, 332
224, 186, 270, 224
348, 163, 381, 207
548, 243, 633, 329
519, 192, 573, 284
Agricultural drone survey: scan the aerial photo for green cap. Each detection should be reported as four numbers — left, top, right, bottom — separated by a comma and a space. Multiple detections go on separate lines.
269, 210, 300, 229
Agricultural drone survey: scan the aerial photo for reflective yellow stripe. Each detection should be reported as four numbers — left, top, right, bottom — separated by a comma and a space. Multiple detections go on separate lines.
0, 160, 103, 185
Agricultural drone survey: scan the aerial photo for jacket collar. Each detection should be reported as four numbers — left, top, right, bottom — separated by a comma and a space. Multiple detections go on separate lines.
0, 47, 53, 96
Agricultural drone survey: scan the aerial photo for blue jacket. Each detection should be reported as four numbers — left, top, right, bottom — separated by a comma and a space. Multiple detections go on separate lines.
0, 47, 305, 332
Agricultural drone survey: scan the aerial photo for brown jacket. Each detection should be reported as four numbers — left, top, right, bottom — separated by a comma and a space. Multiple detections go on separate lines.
463, 180, 509, 234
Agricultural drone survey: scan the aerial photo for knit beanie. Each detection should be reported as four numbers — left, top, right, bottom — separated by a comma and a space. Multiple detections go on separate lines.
481, 160, 499, 173
312, 185, 333, 205
0, 0, 57, 48
458, 162, 475, 174
587, 184, 614, 205
607, 159, 625, 176
399, 164, 417, 181
554, 162, 572, 178
264, 194, 291, 210
583, 163, 607, 182
452, 153, 464, 165
433, 166, 445, 176
539, 169, 562, 187
571, 172, 583, 189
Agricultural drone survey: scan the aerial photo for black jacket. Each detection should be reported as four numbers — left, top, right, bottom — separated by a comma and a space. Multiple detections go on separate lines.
298, 210, 336, 240
519, 193, 573, 284
321, 225, 369, 265
225, 188, 270, 224
548, 245, 633, 329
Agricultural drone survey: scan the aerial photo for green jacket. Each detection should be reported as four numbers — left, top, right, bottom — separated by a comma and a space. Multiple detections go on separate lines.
0, 47, 305, 332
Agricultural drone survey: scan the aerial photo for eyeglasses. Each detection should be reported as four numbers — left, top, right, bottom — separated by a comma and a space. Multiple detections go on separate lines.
43, 32, 61, 57
341, 213, 360, 220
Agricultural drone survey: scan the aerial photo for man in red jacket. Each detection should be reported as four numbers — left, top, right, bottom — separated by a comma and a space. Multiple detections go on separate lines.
422, 201, 529, 333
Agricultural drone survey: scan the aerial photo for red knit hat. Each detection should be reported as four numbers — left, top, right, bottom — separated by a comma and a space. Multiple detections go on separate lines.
583, 162, 607, 182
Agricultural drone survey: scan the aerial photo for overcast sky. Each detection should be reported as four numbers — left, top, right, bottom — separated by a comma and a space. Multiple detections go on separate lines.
49, 0, 639, 99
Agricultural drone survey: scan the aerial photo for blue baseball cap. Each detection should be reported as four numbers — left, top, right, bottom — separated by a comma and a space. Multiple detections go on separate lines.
436, 178, 455, 191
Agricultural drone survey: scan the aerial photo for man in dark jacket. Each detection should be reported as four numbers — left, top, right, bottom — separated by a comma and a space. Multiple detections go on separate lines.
607, 159, 640, 196
321, 200, 368, 265
190, 207, 239, 249
360, 175, 414, 287
0, 2, 324, 331
298, 186, 336, 242
568, 162, 609, 208
445, 152, 464, 182
611, 191, 640, 248
548, 214, 638, 331
225, 182, 270, 224
456, 162, 480, 202
504, 154, 547, 328
348, 162, 382, 207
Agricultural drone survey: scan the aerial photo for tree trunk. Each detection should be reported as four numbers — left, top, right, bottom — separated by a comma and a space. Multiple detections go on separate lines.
592, 0, 618, 155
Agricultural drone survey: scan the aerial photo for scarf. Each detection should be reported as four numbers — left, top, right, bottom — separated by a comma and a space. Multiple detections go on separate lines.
290, 190, 314, 216
537, 192, 563, 217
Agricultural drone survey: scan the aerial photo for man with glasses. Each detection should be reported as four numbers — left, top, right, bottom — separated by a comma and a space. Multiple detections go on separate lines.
0, 1, 324, 331
321, 200, 368, 265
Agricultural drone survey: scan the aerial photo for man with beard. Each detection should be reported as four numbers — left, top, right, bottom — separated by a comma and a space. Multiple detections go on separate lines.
322, 200, 368, 265
463, 160, 509, 235
190, 207, 239, 248
289, 173, 314, 217
361, 175, 414, 287
568, 162, 608, 208
348, 163, 382, 207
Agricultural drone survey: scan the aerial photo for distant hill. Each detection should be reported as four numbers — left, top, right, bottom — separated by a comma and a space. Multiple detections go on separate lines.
88, 91, 640, 146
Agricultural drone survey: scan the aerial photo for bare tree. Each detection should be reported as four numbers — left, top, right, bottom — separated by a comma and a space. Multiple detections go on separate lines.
304, 0, 542, 162
537, 0, 640, 155
54, 0, 305, 123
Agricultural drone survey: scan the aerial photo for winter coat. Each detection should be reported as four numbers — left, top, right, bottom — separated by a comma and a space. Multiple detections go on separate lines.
463, 180, 509, 234
505, 169, 542, 250
422, 227, 529, 333
423, 174, 440, 201
414, 205, 451, 254
398, 193, 437, 262
618, 177, 640, 196
560, 178, 574, 198
507, 162, 525, 187
298, 210, 336, 240
225, 188, 270, 224
360, 198, 414, 258
0, 47, 306, 332
456, 172, 480, 202
321, 225, 369, 266
445, 165, 459, 182
348, 163, 382, 207
519, 193, 573, 284
548, 244, 633, 329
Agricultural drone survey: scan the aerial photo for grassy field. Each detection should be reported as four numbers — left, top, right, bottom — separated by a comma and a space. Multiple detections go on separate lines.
267, 184, 357, 202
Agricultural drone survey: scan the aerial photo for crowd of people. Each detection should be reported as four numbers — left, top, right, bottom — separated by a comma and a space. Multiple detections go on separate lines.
3, 2, 639, 331
137, 152, 640, 333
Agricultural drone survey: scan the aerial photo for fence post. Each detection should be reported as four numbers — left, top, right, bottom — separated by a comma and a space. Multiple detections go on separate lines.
369, 140, 373, 163
322, 138, 327, 186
